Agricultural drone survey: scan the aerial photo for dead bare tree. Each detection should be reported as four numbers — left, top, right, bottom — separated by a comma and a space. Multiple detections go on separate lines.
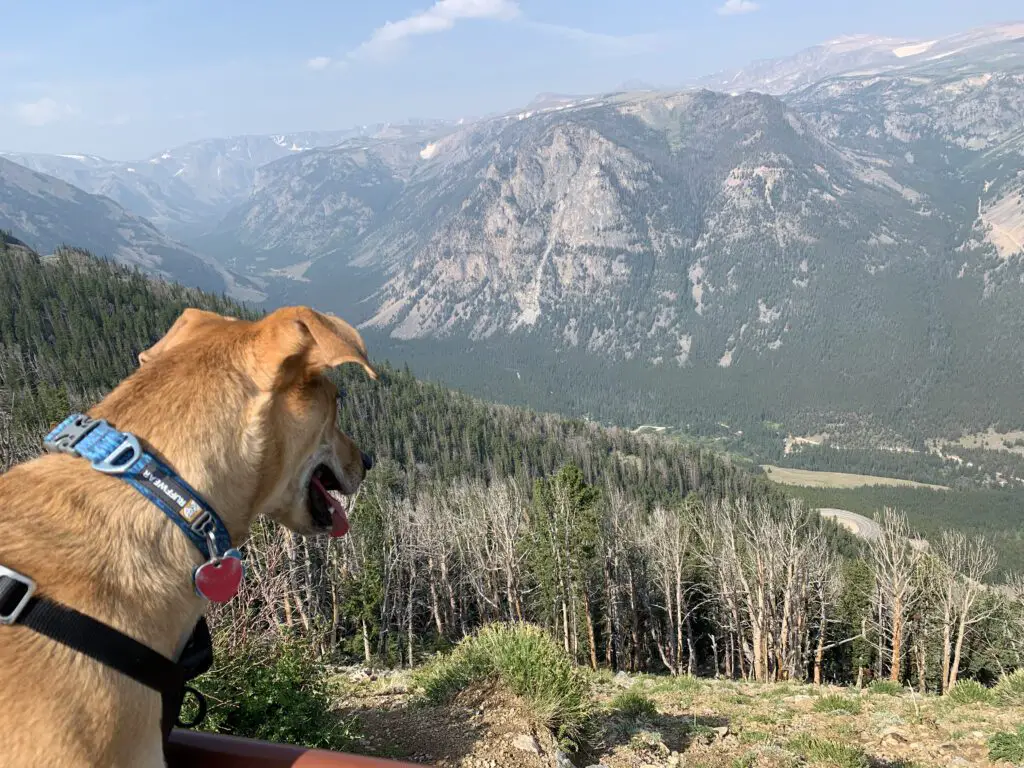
933, 530, 998, 692
866, 508, 926, 682
641, 503, 697, 675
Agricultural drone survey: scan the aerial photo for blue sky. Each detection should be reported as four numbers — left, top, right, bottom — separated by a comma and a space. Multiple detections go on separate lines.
1, 0, 1020, 159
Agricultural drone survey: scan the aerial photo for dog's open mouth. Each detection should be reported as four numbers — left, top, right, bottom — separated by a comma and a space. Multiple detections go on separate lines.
308, 464, 350, 538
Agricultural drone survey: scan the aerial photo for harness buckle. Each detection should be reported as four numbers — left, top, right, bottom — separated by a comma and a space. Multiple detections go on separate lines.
44, 414, 103, 455
0, 565, 37, 625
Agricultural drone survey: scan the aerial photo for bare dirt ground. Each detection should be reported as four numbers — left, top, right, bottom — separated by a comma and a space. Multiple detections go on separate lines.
330, 668, 1022, 767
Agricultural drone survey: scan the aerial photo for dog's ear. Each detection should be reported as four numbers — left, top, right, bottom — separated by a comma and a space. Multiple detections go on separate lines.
257, 306, 377, 387
138, 308, 234, 367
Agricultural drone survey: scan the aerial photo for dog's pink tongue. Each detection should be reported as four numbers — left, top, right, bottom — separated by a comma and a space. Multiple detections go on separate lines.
312, 476, 350, 538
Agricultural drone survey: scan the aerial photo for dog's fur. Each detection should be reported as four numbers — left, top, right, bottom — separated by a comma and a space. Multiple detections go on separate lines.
0, 305, 376, 767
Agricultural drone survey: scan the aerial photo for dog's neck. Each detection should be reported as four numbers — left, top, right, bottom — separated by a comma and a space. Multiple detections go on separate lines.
53, 366, 267, 658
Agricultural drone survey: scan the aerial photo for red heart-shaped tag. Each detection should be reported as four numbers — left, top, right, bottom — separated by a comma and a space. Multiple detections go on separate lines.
193, 556, 243, 603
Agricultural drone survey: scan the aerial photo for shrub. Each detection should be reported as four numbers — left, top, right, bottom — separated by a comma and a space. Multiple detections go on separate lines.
609, 688, 659, 720
868, 679, 904, 696
787, 734, 869, 768
414, 622, 594, 751
989, 726, 1024, 764
183, 631, 358, 751
947, 679, 993, 706
813, 694, 863, 715
994, 669, 1024, 707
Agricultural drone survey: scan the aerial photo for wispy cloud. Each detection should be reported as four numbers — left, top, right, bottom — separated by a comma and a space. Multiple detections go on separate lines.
526, 22, 672, 57
14, 97, 78, 126
351, 0, 520, 59
306, 56, 333, 71
717, 0, 760, 16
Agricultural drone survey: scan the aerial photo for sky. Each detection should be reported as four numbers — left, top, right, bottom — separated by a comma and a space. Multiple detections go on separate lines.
1, 0, 1021, 160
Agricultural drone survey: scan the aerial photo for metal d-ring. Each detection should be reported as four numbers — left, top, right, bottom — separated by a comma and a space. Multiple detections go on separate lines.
204, 528, 221, 562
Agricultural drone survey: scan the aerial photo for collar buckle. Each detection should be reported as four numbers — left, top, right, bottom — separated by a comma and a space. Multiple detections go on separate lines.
44, 414, 103, 455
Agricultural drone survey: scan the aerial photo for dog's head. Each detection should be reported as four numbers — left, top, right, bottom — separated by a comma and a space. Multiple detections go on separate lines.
131, 305, 376, 539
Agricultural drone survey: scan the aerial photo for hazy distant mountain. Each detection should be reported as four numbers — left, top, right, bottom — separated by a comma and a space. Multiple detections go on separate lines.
1, 122, 454, 240
692, 21, 1024, 95
0, 157, 264, 300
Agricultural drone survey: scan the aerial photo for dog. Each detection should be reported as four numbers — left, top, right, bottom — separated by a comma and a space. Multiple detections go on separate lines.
0, 305, 377, 767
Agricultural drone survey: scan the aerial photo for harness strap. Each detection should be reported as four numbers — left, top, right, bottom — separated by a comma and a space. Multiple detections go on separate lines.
0, 572, 212, 743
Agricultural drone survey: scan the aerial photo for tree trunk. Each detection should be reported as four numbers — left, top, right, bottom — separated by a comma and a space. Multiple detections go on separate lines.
813, 631, 826, 685
583, 589, 599, 671
428, 557, 445, 637
561, 598, 571, 654
915, 640, 927, 694
361, 618, 372, 665
890, 599, 903, 682
407, 560, 416, 667
950, 612, 969, 690
941, 592, 954, 694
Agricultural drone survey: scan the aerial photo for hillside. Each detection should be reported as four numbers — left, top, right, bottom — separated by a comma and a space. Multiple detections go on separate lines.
326, 662, 1024, 767
0, 239, 769, 508
0, 157, 263, 301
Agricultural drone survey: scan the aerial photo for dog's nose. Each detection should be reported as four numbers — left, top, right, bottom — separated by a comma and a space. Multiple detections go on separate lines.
361, 451, 374, 471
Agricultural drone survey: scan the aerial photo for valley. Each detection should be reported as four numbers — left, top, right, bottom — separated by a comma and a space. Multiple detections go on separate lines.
3, 25, 1024, 479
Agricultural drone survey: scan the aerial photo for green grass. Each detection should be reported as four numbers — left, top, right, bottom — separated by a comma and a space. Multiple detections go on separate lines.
989, 726, 1024, 763
739, 729, 772, 745
609, 688, 659, 720
414, 622, 594, 751
994, 669, 1024, 707
787, 734, 870, 768
813, 694, 863, 715
947, 679, 994, 706
642, 673, 704, 696
867, 679, 904, 696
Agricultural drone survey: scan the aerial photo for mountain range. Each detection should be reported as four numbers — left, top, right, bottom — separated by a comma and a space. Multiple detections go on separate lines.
0, 156, 265, 299
2, 21, 1023, 446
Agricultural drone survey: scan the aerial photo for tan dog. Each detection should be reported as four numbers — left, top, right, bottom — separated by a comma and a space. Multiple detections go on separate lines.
0, 305, 377, 767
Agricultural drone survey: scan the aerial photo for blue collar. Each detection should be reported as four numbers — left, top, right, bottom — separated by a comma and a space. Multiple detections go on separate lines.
43, 413, 235, 567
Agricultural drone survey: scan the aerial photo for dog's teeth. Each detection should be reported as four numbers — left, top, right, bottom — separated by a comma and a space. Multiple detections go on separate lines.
327, 489, 347, 506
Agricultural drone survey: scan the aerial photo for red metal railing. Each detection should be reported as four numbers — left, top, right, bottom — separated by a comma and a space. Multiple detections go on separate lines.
166, 729, 426, 767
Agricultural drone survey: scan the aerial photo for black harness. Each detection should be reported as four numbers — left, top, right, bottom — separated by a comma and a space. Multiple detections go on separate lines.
0, 413, 243, 749
0, 576, 212, 741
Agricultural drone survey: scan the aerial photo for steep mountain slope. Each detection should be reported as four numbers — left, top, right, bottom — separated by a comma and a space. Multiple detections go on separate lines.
1, 122, 453, 239
207, 58, 1024, 441
788, 53, 1024, 264
0, 157, 261, 298
217, 88, 963, 359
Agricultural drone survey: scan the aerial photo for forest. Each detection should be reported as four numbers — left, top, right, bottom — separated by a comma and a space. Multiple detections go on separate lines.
1, 240, 1022, 697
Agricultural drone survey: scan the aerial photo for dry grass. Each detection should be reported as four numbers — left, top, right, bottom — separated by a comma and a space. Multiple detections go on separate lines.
336, 667, 1020, 768
762, 465, 948, 490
